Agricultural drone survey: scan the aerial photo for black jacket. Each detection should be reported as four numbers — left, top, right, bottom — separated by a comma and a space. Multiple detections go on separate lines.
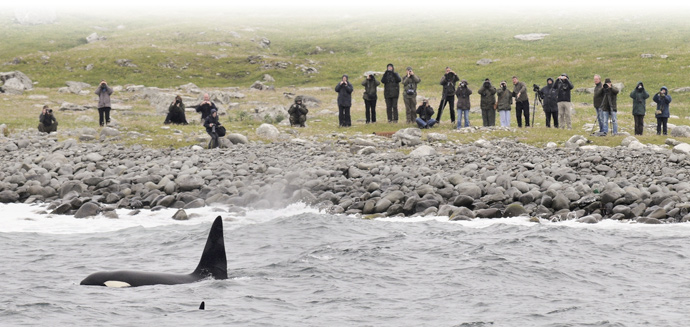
440, 72, 459, 97
335, 77, 354, 107
380, 64, 402, 99
416, 104, 435, 122
203, 114, 220, 133
196, 101, 218, 120
554, 77, 574, 102
541, 79, 558, 113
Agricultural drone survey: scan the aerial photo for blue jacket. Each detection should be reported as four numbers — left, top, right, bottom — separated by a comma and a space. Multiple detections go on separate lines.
653, 87, 672, 118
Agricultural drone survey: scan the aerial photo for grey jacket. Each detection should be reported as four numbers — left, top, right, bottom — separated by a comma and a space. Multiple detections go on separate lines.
95, 85, 114, 108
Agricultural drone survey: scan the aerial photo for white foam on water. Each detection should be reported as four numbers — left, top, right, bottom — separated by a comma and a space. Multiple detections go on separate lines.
0, 202, 319, 234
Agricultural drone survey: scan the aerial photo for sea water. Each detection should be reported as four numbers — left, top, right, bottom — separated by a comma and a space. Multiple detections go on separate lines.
1, 202, 689, 326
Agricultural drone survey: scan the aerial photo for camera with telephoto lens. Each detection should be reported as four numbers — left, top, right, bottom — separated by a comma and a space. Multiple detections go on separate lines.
603, 83, 609, 89
533, 84, 540, 92
48, 109, 53, 114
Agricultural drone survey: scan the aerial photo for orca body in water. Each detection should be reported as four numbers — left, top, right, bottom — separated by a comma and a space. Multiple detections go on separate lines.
80, 216, 227, 287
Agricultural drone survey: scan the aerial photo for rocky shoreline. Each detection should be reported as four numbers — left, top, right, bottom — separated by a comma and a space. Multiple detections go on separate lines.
1, 127, 690, 224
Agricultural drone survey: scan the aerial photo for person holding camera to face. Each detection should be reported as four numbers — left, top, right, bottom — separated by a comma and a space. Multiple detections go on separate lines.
415, 98, 437, 129
196, 93, 218, 123
361, 73, 380, 124
288, 96, 309, 127
95, 79, 113, 126
630, 82, 649, 135
455, 79, 472, 129
511, 76, 529, 127
540, 78, 559, 128
164, 95, 189, 125
335, 74, 353, 127
593, 75, 605, 133
437, 67, 459, 124
203, 108, 224, 149
554, 73, 574, 129
600, 78, 620, 135
496, 80, 512, 127
478, 78, 497, 127
653, 86, 672, 135
380, 63, 402, 123
38, 105, 58, 133
402, 67, 421, 124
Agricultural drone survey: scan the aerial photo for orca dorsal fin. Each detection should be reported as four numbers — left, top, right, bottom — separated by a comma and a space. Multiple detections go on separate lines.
192, 216, 228, 280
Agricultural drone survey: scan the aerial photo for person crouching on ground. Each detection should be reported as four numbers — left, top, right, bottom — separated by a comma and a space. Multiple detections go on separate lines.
415, 98, 436, 129
164, 95, 189, 125
496, 80, 512, 127
204, 109, 222, 149
38, 105, 58, 133
653, 86, 672, 135
288, 96, 309, 127
630, 82, 649, 135
335, 74, 353, 127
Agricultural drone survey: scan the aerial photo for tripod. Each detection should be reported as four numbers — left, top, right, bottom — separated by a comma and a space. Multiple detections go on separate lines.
531, 91, 542, 127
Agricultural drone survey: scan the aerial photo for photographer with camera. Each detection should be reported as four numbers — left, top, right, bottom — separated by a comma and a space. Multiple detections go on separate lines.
402, 67, 421, 124
380, 63, 402, 123
95, 79, 113, 126
630, 81, 650, 135
478, 78, 497, 127
196, 93, 218, 123
600, 78, 620, 135
653, 86, 672, 135
496, 80, 512, 127
511, 76, 529, 127
540, 78, 559, 128
593, 75, 605, 133
361, 73, 380, 124
455, 79, 472, 129
164, 95, 189, 125
288, 96, 309, 127
335, 74, 353, 127
554, 73, 574, 129
415, 98, 437, 129
38, 105, 58, 133
203, 108, 223, 149
437, 67, 459, 124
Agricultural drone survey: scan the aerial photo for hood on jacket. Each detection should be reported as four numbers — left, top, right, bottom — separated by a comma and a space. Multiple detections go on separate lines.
295, 95, 303, 103
342, 74, 349, 81
636, 81, 644, 91
547, 78, 554, 85
660, 86, 668, 92
387, 63, 395, 71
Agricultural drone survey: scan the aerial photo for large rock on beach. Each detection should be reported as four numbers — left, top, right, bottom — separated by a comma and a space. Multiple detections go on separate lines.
256, 124, 280, 139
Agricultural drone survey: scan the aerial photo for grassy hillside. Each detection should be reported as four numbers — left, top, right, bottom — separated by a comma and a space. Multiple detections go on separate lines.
1, 7, 689, 148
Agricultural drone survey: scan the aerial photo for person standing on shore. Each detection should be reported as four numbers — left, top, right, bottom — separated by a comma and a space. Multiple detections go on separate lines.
511, 76, 529, 127
593, 75, 605, 133
380, 63, 401, 123
335, 74, 353, 127
437, 67, 459, 124
203, 108, 221, 149
361, 74, 380, 124
478, 78, 496, 127
540, 78, 559, 128
95, 80, 113, 127
630, 81, 649, 135
196, 93, 217, 123
496, 80, 512, 127
600, 78, 619, 135
554, 73, 574, 129
455, 79, 472, 129
653, 86, 672, 135
402, 67, 421, 124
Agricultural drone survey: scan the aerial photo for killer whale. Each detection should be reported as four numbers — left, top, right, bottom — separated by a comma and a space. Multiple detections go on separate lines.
80, 216, 227, 287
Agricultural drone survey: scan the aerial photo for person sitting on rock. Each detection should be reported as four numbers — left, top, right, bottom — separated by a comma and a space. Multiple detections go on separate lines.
415, 98, 437, 129
164, 95, 189, 125
288, 96, 308, 127
203, 108, 221, 149
38, 105, 58, 133
196, 93, 217, 123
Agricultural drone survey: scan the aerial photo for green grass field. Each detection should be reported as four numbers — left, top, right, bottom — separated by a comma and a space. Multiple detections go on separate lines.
1, 7, 689, 148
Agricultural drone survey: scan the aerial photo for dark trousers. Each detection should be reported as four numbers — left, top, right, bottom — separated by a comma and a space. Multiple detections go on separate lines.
436, 95, 455, 122
339, 106, 351, 127
364, 99, 377, 123
481, 109, 495, 127
207, 129, 219, 149
657, 117, 668, 135
385, 97, 399, 122
98, 107, 111, 126
545, 111, 558, 128
515, 101, 530, 127
634, 115, 644, 135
